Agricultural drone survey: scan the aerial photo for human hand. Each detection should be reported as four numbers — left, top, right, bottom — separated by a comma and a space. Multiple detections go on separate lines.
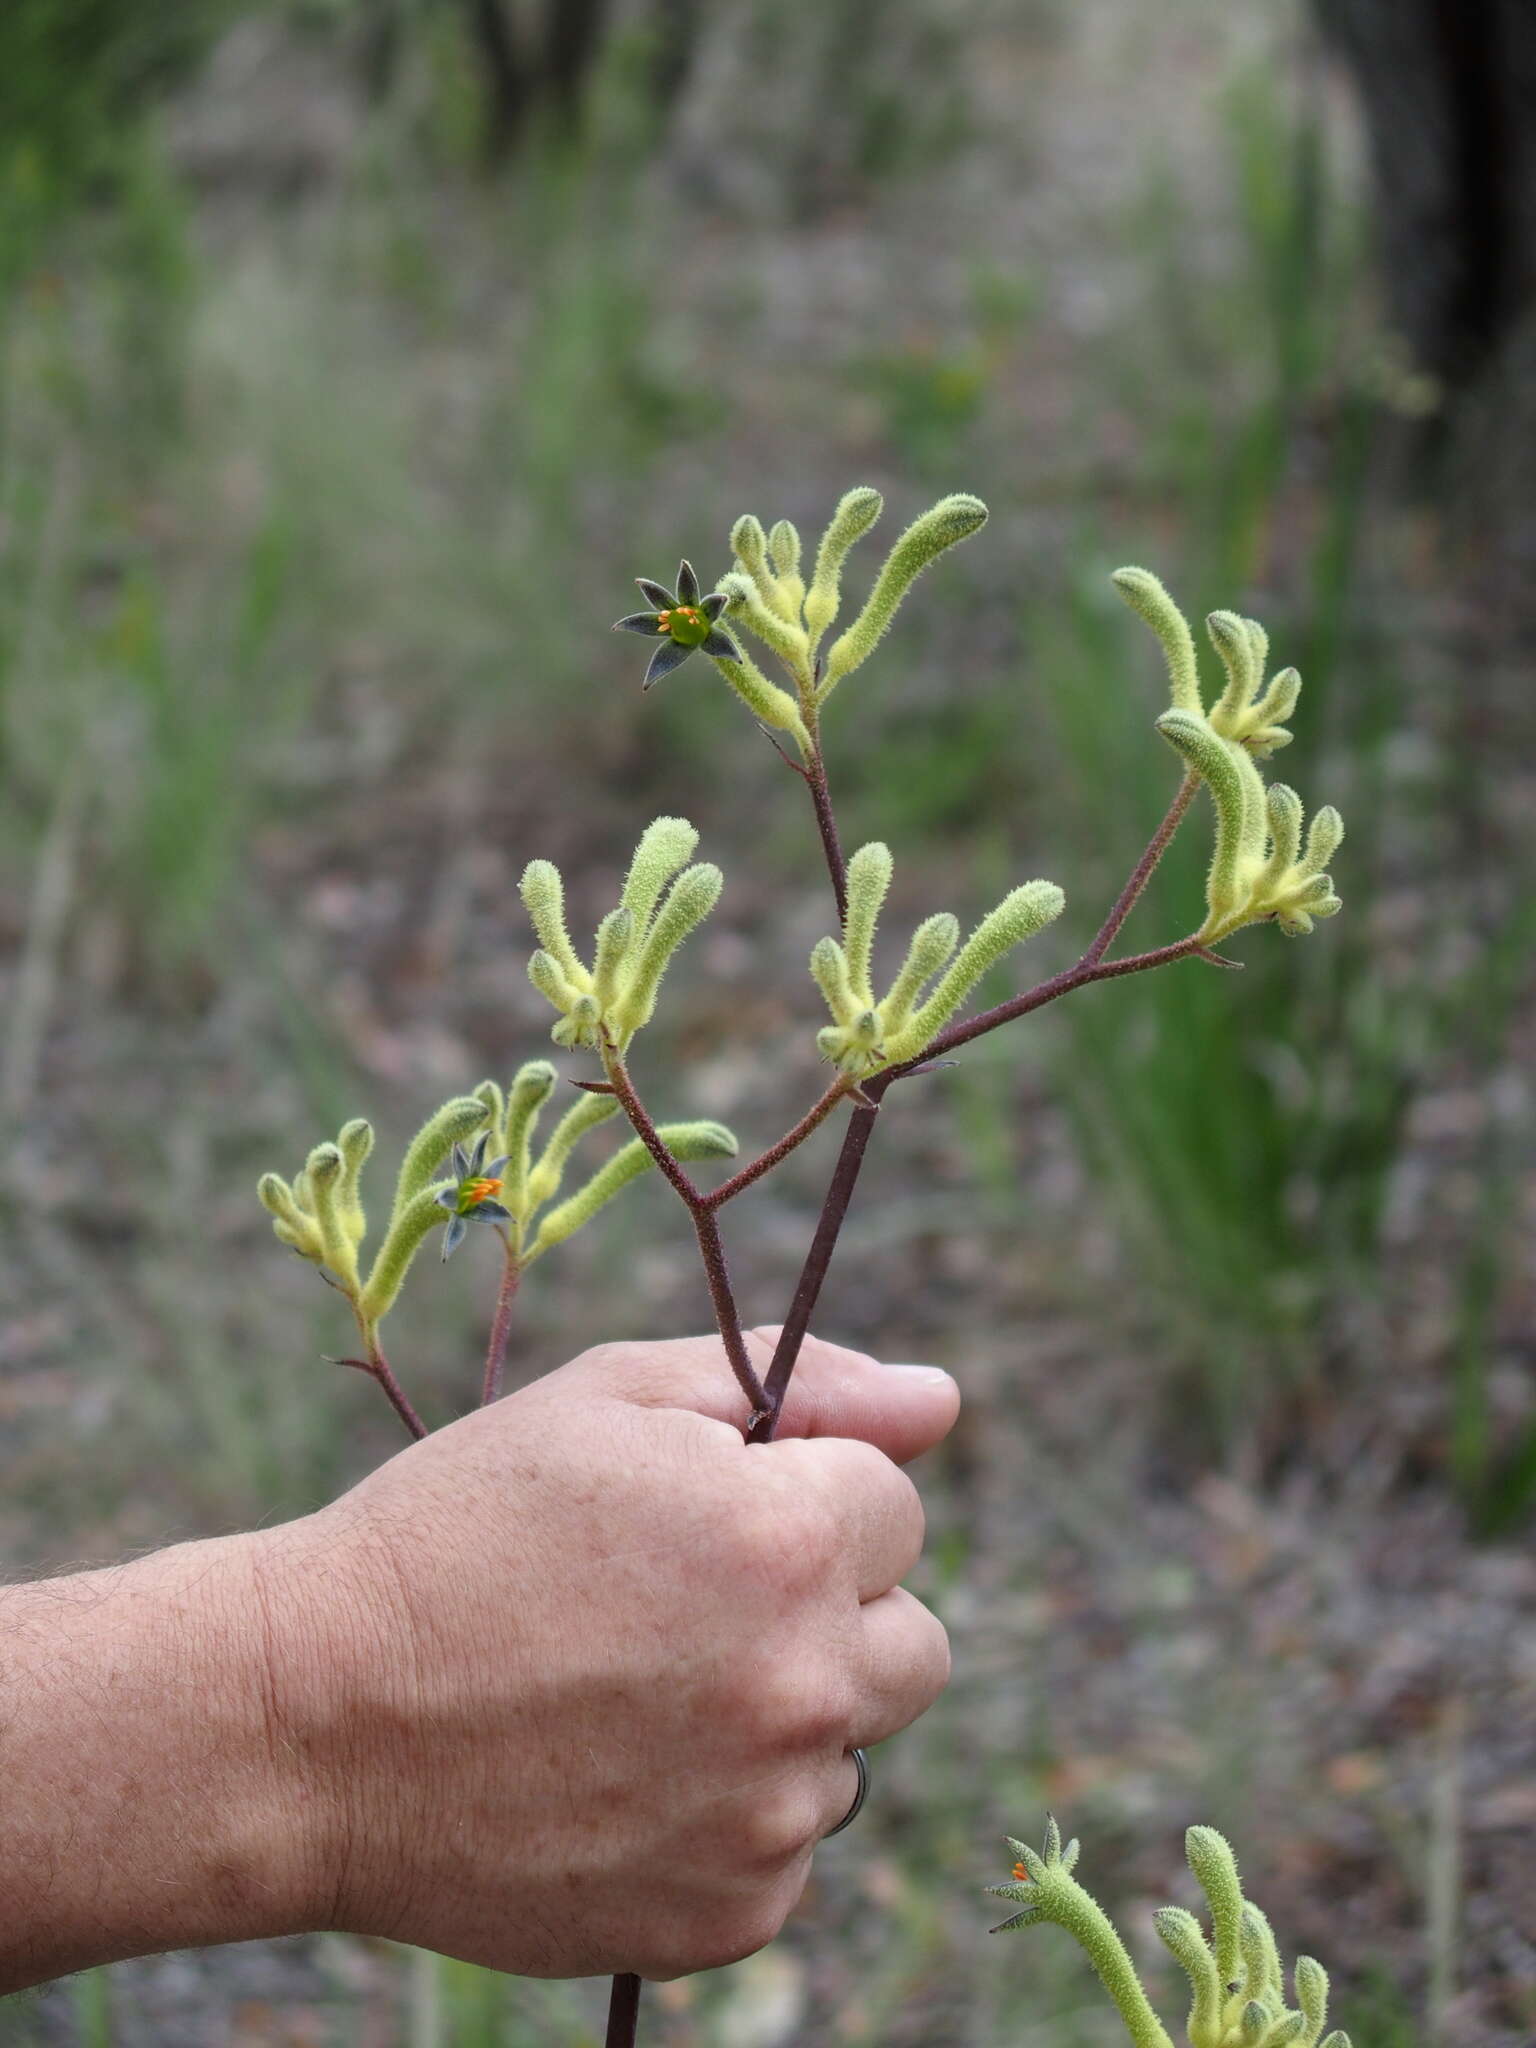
265, 1331, 958, 1978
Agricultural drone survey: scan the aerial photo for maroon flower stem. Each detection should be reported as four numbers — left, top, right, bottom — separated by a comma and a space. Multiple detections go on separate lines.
749, 935, 1206, 1440
1082, 772, 1197, 967
746, 1082, 888, 1443
480, 1249, 523, 1407
606, 1973, 642, 2047
602, 1045, 768, 1419
921, 932, 1204, 1062
804, 740, 848, 927
704, 1078, 852, 1209
350, 1327, 429, 1441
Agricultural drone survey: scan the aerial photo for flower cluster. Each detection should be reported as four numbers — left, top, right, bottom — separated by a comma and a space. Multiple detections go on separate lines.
989, 1820, 1351, 2048
809, 841, 1064, 1077
1112, 569, 1344, 944
521, 816, 722, 1052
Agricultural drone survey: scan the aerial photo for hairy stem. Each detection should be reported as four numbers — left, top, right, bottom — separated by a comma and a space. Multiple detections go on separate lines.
705, 1078, 852, 1209
805, 740, 848, 926
481, 1249, 522, 1407
602, 1045, 767, 1418
748, 1083, 888, 1443
920, 934, 1203, 1062
750, 772, 1205, 1435
1083, 772, 1197, 966
356, 1324, 429, 1440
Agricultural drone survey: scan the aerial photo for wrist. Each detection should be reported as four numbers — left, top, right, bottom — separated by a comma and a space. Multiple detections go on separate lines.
0, 1530, 336, 1991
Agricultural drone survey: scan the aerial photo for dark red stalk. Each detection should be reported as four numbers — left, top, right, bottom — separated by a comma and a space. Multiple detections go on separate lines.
805, 742, 848, 927
704, 1078, 851, 1209
481, 1250, 522, 1406
602, 1047, 768, 1418
1082, 772, 1197, 966
606, 1973, 643, 2045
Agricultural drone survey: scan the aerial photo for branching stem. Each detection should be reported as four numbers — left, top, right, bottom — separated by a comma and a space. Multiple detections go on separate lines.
346, 1323, 428, 1440
704, 1078, 851, 1208
601, 1043, 768, 1419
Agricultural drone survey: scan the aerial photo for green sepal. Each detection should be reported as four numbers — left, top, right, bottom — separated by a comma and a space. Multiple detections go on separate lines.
257, 1171, 323, 1262
822, 493, 987, 695
359, 1182, 453, 1324
888, 880, 1064, 1061
528, 1121, 737, 1256
1316, 2032, 1351, 2048
524, 1090, 622, 1214
1294, 1956, 1328, 2047
1242, 2002, 1273, 2046
879, 911, 958, 1037
988, 1905, 1046, 1933
1185, 1826, 1244, 1986
1111, 566, 1202, 715
336, 1118, 374, 1250
719, 569, 809, 673
843, 842, 893, 1005
520, 859, 590, 990
767, 518, 805, 614
501, 1060, 558, 1221
730, 512, 771, 589
1155, 710, 1265, 934
1206, 609, 1259, 731
1154, 1906, 1223, 2043
1240, 1903, 1283, 2007
1301, 805, 1344, 874
305, 1142, 359, 1293
709, 646, 811, 748
391, 1096, 492, 1222
805, 485, 883, 647
620, 816, 699, 932
528, 948, 583, 1012
810, 935, 858, 1024
1261, 2016, 1306, 2048
592, 906, 635, 1008
472, 1077, 505, 1134
613, 861, 724, 1036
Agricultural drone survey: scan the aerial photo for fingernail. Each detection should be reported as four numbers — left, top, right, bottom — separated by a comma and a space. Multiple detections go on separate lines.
883, 1363, 954, 1384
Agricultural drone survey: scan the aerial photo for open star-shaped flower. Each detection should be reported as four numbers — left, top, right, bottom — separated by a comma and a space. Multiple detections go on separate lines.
613, 559, 739, 688
435, 1132, 513, 1260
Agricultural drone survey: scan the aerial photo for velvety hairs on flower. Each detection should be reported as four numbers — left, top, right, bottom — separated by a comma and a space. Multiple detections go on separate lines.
989, 1819, 1351, 2048
256, 485, 1348, 2045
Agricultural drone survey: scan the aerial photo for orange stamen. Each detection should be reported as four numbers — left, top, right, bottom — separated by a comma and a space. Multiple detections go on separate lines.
466, 1177, 503, 1204
1012, 1863, 1030, 1883
656, 609, 671, 629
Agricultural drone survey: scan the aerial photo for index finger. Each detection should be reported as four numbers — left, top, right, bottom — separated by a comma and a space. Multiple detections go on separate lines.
747, 1327, 960, 1468
762, 1435, 926, 1601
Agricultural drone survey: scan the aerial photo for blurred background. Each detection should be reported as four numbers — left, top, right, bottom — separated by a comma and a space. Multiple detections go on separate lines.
1, 0, 1532, 2042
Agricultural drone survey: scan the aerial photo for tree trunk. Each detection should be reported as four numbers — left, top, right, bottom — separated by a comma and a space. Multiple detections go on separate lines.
1313, 0, 1536, 386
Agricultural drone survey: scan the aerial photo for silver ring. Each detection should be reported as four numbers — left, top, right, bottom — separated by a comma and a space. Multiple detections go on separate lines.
824, 1747, 870, 1836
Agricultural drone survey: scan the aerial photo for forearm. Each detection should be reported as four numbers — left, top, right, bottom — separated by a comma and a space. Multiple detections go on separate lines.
0, 1530, 332, 1993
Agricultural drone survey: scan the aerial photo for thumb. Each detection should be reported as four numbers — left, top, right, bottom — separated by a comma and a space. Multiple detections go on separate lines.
570, 1328, 959, 1467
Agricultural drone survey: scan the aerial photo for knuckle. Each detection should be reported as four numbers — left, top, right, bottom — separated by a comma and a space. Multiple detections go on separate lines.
738, 1782, 824, 1870
732, 1652, 854, 1756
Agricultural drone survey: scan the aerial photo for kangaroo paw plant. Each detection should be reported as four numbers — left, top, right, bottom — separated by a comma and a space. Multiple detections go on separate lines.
257, 486, 1348, 2043
989, 1821, 1350, 2048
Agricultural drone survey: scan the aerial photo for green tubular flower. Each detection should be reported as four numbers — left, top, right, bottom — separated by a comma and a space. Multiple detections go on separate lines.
989, 1822, 1352, 2048
522, 818, 723, 1052
613, 559, 740, 688
1116, 568, 1345, 947
809, 843, 1063, 1076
